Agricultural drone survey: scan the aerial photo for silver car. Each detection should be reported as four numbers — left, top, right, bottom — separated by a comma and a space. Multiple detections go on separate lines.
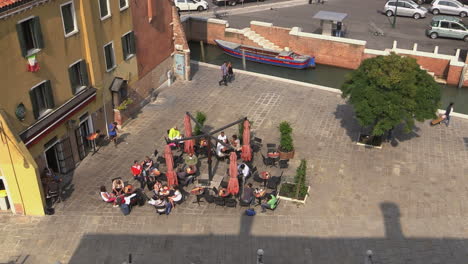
430, 0, 468, 17
384, 0, 428, 19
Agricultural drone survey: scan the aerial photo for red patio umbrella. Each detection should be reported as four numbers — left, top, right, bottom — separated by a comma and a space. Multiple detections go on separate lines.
227, 152, 239, 195
184, 114, 195, 154
241, 119, 252, 161
164, 145, 178, 187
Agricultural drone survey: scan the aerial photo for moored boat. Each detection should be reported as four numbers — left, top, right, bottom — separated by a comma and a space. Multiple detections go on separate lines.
214, 39, 315, 69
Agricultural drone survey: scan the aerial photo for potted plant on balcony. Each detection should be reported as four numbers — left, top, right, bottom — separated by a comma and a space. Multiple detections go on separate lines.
278, 121, 294, 160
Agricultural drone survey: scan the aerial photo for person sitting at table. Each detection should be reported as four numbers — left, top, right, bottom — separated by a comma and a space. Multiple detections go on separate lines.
148, 196, 168, 215
153, 181, 163, 196
168, 186, 183, 206
185, 152, 198, 166
241, 183, 255, 205
230, 134, 242, 152
142, 156, 154, 177
112, 178, 125, 196
216, 141, 230, 157
168, 126, 181, 140
261, 193, 278, 213
100, 186, 117, 204
217, 131, 227, 142
177, 168, 195, 186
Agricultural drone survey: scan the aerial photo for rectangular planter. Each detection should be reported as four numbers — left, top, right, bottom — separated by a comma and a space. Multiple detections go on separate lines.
356, 133, 383, 149
277, 184, 310, 204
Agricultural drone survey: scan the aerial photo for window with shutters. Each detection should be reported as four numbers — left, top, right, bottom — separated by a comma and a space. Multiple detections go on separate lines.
30, 80, 55, 119
121, 31, 136, 60
98, 0, 111, 20
69, 60, 89, 94
60, 1, 78, 37
103, 42, 116, 71
119, 0, 129, 11
16, 16, 44, 57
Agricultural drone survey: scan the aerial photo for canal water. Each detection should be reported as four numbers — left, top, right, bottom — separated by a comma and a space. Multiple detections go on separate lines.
189, 41, 468, 114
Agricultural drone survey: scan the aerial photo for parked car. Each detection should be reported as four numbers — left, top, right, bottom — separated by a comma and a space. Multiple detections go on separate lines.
213, 0, 264, 6
426, 15, 468, 41
413, 0, 468, 5
384, 0, 428, 19
175, 0, 209, 11
429, 0, 468, 17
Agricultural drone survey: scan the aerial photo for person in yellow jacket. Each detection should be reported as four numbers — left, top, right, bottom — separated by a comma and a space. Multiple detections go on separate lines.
168, 126, 181, 140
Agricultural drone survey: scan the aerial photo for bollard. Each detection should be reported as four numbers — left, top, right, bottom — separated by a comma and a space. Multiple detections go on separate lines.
364, 250, 373, 264
257, 249, 264, 264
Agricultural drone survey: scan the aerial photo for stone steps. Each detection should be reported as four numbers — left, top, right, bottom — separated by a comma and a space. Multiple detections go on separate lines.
242, 28, 281, 51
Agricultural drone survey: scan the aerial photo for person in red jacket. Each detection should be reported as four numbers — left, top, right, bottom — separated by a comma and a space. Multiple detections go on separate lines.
131, 160, 145, 189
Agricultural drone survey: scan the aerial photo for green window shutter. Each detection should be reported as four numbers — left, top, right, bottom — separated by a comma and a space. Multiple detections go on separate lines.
29, 89, 39, 119
16, 23, 27, 57
121, 35, 128, 60
33, 16, 44, 49
68, 65, 77, 94
44, 80, 55, 108
79, 60, 89, 86
129, 31, 136, 54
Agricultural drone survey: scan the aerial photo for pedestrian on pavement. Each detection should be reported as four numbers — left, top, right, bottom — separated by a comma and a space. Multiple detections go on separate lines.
131, 160, 145, 189
227, 61, 234, 82
218, 61, 228, 86
108, 122, 119, 146
443, 102, 454, 127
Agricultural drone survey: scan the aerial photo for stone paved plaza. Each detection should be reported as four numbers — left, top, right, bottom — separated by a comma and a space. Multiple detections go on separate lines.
1, 64, 468, 263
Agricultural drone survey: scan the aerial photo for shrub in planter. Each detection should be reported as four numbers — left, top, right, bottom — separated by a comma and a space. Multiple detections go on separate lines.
116, 98, 134, 111
194, 111, 207, 136
279, 159, 308, 201
278, 121, 294, 159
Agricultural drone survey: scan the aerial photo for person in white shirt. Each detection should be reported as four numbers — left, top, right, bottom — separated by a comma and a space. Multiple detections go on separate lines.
217, 131, 227, 142
216, 141, 229, 157
238, 163, 250, 179
169, 186, 183, 206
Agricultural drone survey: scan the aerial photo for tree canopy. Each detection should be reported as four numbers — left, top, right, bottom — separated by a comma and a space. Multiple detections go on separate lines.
340, 53, 441, 136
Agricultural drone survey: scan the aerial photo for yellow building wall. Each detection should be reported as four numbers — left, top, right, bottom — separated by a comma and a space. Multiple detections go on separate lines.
0, 0, 87, 134
0, 110, 45, 216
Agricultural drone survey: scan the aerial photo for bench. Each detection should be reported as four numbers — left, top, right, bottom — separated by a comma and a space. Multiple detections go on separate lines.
369, 22, 384, 36
213, 8, 229, 19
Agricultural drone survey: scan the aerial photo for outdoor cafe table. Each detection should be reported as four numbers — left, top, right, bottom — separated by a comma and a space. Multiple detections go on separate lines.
191, 187, 205, 204
218, 188, 230, 197
254, 189, 266, 206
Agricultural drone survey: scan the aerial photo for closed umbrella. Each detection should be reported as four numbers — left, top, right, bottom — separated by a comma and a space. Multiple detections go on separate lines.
184, 114, 195, 154
227, 152, 239, 195
241, 119, 252, 161
164, 145, 178, 187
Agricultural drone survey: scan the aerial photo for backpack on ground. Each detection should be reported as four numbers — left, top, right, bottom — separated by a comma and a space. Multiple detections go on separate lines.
120, 203, 131, 216
245, 208, 256, 216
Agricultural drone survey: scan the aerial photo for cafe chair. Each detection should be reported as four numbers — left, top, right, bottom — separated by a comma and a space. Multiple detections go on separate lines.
220, 181, 229, 189
253, 171, 263, 183
212, 187, 219, 195
279, 159, 289, 169
156, 156, 166, 165
214, 197, 225, 207
203, 193, 215, 204
266, 143, 277, 153
225, 198, 237, 208
251, 137, 263, 152
266, 172, 283, 190
239, 199, 251, 208
261, 153, 273, 167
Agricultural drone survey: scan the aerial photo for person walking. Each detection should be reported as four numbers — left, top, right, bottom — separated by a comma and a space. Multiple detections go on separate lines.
108, 122, 119, 146
443, 102, 454, 127
227, 61, 234, 82
218, 61, 228, 86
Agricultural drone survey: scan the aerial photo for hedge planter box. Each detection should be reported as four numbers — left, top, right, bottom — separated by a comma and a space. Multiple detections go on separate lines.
356, 133, 382, 149
279, 150, 295, 160
278, 182, 310, 204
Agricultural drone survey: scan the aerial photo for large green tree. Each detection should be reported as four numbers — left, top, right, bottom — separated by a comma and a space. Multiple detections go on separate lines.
340, 53, 441, 136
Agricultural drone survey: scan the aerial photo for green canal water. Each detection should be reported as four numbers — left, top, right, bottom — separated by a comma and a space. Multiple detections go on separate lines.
189, 41, 468, 114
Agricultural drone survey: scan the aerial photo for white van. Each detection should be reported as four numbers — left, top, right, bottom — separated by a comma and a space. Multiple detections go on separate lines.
175, 0, 209, 12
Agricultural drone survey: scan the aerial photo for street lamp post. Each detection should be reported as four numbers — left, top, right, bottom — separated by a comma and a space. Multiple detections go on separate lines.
257, 249, 264, 264
392, 0, 399, 28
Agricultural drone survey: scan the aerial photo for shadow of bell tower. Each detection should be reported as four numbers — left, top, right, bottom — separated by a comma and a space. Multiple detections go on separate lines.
380, 202, 405, 240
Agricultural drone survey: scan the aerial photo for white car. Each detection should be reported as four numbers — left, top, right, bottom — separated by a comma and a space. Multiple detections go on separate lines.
175, 0, 209, 11
384, 0, 428, 19
430, 0, 468, 17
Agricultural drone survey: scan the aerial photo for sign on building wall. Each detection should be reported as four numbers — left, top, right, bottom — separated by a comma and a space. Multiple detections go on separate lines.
174, 53, 185, 78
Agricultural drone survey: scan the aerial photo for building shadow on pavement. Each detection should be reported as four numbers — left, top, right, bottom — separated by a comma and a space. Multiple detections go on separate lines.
67, 202, 468, 263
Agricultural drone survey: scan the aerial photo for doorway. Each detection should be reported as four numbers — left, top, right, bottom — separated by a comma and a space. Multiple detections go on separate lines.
75, 113, 93, 160
44, 140, 60, 174
0, 176, 13, 213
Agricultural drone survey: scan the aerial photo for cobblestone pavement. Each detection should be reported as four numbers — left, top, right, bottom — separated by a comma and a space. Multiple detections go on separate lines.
1, 64, 468, 263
